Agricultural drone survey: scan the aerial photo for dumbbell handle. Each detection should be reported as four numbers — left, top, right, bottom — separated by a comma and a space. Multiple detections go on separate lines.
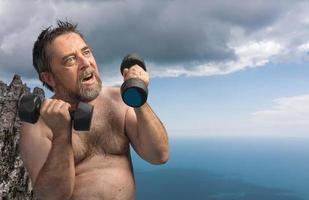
120, 53, 148, 108
18, 94, 93, 131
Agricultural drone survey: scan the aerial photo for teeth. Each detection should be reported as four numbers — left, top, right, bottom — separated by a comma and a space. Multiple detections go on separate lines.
83, 73, 92, 80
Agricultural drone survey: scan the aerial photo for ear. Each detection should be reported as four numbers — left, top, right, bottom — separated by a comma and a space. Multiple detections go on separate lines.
40, 72, 56, 88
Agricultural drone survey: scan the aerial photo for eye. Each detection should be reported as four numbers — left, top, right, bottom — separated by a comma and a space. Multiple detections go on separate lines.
83, 49, 92, 57
64, 56, 76, 66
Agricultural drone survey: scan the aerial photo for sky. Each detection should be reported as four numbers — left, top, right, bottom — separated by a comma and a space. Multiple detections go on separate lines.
0, 0, 308, 138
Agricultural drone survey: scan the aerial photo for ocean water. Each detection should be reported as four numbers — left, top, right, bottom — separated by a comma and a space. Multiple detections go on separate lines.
131, 136, 309, 200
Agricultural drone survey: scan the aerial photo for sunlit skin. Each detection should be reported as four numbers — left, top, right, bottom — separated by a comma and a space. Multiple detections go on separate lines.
19, 32, 169, 200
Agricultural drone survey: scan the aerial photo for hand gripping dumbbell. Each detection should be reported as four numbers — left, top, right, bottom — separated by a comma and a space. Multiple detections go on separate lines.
120, 53, 148, 108
18, 94, 93, 131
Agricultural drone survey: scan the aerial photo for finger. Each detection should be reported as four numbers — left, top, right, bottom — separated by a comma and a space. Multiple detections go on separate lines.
48, 99, 61, 113
40, 99, 48, 116
62, 102, 71, 112
131, 65, 144, 72
41, 99, 54, 114
53, 100, 67, 112
126, 71, 140, 79
58, 102, 71, 119
123, 68, 129, 77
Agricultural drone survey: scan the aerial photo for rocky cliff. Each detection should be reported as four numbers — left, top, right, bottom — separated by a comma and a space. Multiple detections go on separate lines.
0, 75, 44, 200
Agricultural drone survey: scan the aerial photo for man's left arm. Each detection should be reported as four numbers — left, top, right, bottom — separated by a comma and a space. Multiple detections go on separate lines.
122, 65, 169, 164
125, 103, 169, 164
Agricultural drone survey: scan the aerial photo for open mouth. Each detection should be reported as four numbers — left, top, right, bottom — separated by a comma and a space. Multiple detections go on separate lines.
82, 73, 94, 83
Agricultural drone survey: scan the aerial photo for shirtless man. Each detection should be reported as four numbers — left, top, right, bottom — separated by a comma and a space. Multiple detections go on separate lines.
19, 20, 169, 200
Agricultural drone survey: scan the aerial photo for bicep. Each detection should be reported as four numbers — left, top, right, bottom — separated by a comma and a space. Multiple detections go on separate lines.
19, 122, 51, 186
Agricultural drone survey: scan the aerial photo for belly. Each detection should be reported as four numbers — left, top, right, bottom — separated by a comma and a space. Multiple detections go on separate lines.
71, 154, 135, 200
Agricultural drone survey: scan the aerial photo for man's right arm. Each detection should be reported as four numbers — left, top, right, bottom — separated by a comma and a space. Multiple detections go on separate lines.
19, 100, 75, 200
20, 122, 75, 200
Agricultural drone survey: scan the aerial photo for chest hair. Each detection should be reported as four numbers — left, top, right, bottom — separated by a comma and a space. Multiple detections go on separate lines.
71, 99, 129, 164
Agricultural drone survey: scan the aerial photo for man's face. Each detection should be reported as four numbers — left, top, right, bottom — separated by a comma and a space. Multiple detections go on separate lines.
46, 32, 102, 102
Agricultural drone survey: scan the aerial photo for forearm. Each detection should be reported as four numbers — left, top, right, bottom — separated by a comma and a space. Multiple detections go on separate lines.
34, 131, 75, 200
134, 103, 169, 164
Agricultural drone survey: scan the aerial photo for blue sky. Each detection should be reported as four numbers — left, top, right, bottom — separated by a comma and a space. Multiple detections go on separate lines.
0, 0, 308, 138
148, 61, 309, 137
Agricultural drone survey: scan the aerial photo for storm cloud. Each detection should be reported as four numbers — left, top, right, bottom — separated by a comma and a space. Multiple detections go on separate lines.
0, 0, 308, 84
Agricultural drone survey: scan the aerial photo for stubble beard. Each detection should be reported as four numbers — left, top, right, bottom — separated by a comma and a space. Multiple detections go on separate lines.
54, 69, 102, 103
76, 71, 102, 102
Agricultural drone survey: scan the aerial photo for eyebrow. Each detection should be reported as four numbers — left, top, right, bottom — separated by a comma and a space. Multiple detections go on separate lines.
81, 46, 90, 52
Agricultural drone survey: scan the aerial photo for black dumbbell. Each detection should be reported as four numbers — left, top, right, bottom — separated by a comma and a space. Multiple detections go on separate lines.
120, 53, 148, 108
18, 94, 93, 131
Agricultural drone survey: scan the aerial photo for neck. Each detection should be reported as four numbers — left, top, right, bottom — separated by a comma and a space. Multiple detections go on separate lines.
52, 91, 78, 105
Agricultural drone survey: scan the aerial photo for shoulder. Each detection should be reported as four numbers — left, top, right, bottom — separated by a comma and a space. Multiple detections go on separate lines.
102, 86, 123, 103
99, 86, 129, 114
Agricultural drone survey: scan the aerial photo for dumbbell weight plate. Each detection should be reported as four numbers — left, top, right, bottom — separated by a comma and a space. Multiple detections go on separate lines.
120, 53, 146, 74
73, 101, 94, 131
121, 78, 148, 108
18, 94, 41, 123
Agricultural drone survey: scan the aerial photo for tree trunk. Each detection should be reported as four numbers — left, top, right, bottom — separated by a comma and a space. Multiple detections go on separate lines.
0, 75, 44, 200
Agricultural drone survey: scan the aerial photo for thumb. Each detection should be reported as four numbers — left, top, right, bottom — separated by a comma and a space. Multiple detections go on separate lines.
122, 68, 129, 78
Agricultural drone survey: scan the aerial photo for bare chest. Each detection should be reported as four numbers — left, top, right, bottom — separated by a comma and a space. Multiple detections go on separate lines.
71, 101, 129, 164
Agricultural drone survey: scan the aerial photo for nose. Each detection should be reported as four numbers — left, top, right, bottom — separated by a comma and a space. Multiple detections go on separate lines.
77, 53, 91, 71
